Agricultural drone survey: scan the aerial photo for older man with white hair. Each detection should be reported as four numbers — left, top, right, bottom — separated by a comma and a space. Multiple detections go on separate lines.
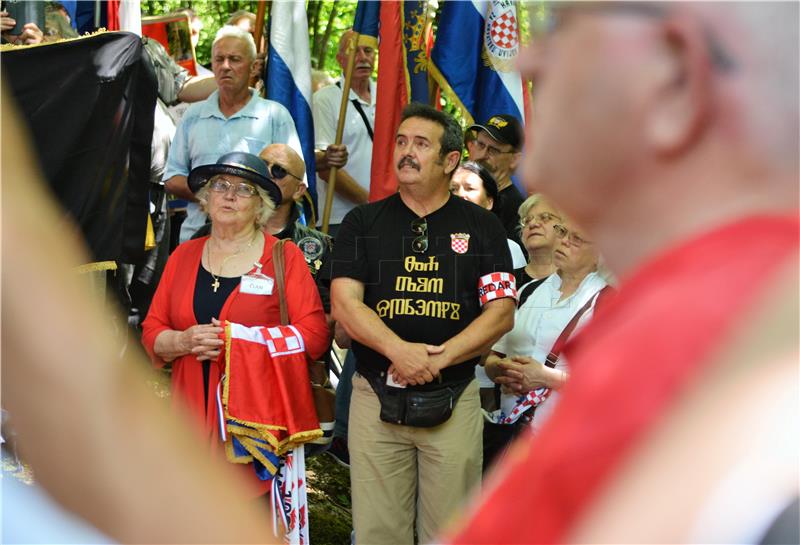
164, 25, 303, 242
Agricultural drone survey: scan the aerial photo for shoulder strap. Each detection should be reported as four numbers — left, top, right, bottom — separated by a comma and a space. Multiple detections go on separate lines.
335, 81, 374, 141
272, 239, 289, 325
517, 277, 547, 308
350, 99, 374, 141
544, 285, 612, 368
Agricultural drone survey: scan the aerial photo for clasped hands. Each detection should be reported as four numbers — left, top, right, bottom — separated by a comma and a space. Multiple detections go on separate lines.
180, 318, 224, 362
490, 355, 560, 394
386, 341, 448, 387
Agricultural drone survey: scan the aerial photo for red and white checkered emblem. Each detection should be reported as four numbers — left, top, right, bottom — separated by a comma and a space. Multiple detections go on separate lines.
478, 272, 517, 306
450, 233, 470, 254
261, 325, 306, 357
490, 10, 518, 50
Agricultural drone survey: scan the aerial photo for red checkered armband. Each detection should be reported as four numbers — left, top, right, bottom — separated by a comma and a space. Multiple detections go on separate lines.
477, 272, 517, 306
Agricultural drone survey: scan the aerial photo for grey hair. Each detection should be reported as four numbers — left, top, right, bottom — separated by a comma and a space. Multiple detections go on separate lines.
517, 193, 563, 241
196, 177, 276, 229
518, 194, 562, 223
212, 25, 256, 61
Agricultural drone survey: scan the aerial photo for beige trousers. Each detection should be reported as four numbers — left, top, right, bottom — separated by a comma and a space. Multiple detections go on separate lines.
349, 373, 482, 545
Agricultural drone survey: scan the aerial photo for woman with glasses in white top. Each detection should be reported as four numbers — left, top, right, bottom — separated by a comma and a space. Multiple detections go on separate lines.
482, 218, 613, 471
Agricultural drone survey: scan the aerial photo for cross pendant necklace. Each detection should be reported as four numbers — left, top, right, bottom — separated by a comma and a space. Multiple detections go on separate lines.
207, 231, 257, 293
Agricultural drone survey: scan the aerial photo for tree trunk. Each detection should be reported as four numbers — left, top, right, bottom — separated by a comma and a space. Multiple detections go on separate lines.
308, 1, 322, 66
316, 0, 339, 71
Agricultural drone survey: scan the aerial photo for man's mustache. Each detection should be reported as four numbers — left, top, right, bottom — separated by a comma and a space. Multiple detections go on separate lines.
397, 157, 420, 170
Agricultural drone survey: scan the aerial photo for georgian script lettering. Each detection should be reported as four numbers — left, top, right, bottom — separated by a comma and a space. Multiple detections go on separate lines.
376, 298, 461, 320
394, 276, 444, 294
404, 255, 439, 273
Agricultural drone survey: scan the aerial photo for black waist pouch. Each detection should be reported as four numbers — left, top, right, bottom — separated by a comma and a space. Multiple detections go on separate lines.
363, 372, 472, 428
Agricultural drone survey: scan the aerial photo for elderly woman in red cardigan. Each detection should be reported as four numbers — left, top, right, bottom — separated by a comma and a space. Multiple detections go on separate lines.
142, 152, 329, 499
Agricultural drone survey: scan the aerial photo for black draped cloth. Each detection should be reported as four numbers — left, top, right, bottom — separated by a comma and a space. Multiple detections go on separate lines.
4, 31, 157, 264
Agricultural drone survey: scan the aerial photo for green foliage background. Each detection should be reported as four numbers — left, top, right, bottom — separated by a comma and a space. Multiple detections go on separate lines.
141, 0, 359, 74
141, 0, 538, 129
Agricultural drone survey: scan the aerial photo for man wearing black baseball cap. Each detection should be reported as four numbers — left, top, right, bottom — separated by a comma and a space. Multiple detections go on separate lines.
468, 114, 525, 245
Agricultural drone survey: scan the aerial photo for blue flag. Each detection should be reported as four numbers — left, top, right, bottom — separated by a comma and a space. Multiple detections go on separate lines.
353, 1, 380, 43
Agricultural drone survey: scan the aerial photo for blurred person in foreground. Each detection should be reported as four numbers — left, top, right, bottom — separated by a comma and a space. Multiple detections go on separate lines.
142, 152, 328, 501
1, 87, 275, 543
444, 2, 799, 544
483, 218, 612, 471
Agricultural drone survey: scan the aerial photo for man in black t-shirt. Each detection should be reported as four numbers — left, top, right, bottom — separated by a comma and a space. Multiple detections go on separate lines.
467, 114, 526, 246
331, 104, 516, 545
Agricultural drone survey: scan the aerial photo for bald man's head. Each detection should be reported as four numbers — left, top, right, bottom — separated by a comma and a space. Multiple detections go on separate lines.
259, 144, 306, 205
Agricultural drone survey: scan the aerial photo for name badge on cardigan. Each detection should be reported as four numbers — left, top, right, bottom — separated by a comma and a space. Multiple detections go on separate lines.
240, 274, 274, 295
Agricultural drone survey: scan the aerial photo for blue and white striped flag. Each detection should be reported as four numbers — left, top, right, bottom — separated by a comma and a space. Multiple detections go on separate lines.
266, 0, 318, 219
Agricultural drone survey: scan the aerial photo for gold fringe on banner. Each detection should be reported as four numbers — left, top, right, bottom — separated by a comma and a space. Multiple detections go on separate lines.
427, 61, 475, 126
0, 28, 111, 53
73, 261, 117, 274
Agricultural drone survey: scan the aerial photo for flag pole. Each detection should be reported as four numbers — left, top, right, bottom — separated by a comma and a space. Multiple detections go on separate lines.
254, 0, 269, 54
321, 32, 360, 234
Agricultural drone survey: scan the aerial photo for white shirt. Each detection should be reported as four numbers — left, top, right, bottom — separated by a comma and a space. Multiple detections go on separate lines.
489, 271, 608, 432
312, 80, 376, 225
508, 239, 526, 269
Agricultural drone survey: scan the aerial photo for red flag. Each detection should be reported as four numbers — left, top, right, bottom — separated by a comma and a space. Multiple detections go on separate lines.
106, 0, 120, 30
368, 2, 406, 202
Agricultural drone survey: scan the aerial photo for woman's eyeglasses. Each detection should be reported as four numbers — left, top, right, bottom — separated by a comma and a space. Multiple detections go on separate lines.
209, 178, 258, 198
520, 212, 560, 228
554, 224, 592, 246
268, 163, 302, 181
411, 217, 428, 253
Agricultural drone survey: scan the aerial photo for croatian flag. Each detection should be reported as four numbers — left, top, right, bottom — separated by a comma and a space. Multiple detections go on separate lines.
267, 0, 318, 218
430, 0, 529, 126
